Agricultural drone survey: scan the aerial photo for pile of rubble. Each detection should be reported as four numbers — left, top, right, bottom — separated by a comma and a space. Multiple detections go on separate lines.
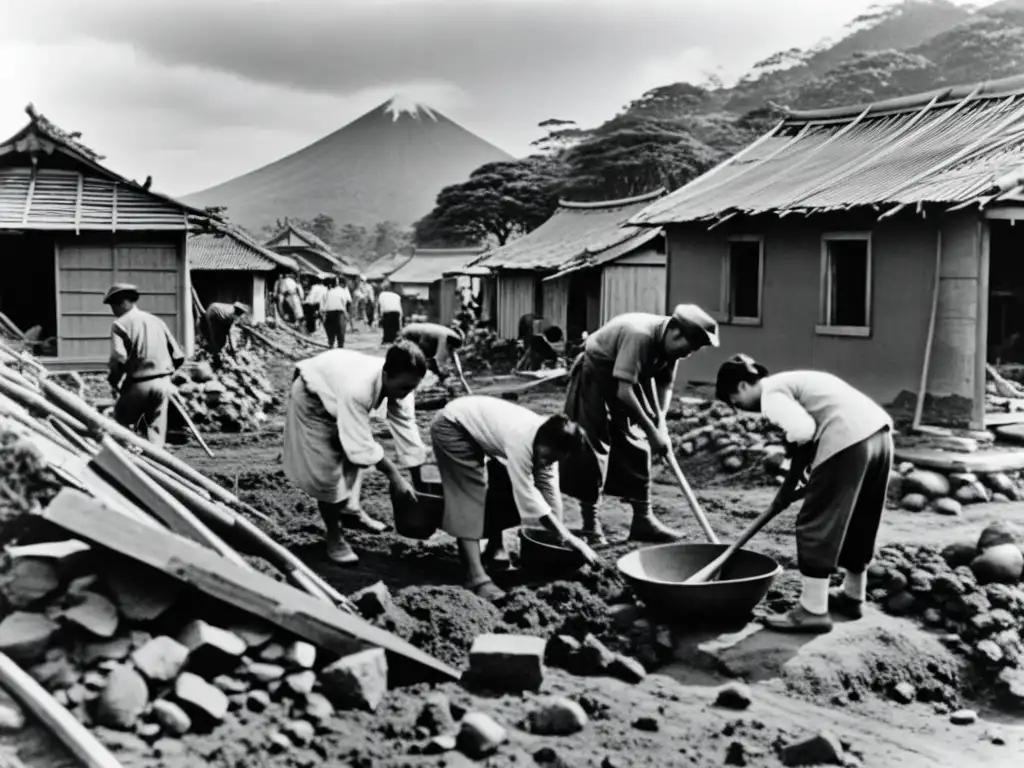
172, 349, 277, 433
890, 464, 1024, 516
457, 328, 519, 376
669, 399, 787, 478
868, 522, 1024, 712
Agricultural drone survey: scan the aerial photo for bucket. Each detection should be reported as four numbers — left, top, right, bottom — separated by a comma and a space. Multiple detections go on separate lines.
391, 486, 443, 540
518, 527, 585, 575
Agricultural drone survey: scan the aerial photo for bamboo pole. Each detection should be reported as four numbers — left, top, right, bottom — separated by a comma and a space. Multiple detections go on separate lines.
240, 325, 301, 359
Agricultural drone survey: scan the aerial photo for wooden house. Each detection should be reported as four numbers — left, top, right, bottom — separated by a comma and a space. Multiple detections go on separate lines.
629, 74, 1024, 430
363, 252, 412, 285
188, 224, 298, 323
0, 105, 204, 371
386, 247, 484, 323
264, 221, 359, 278
472, 190, 667, 340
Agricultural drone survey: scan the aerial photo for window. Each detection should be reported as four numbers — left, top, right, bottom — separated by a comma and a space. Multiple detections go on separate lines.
818, 233, 871, 337
721, 237, 763, 325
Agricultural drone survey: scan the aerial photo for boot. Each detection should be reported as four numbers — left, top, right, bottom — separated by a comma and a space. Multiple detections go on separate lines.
579, 503, 607, 546
628, 502, 683, 543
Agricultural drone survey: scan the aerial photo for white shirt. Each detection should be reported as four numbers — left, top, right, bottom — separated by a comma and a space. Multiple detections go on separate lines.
305, 284, 327, 306
377, 291, 402, 314
296, 349, 427, 468
322, 286, 351, 312
440, 396, 562, 522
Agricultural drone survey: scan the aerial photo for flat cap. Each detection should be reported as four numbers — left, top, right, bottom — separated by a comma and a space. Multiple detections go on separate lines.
102, 283, 140, 304
671, 303, 720, 348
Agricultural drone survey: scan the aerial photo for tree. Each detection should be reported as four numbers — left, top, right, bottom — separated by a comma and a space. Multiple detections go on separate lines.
414, 157, 564, 247
371, 221, 412, 257
793, 50, 941, 109
623, 83, 717, 121
530, 118, 588, 156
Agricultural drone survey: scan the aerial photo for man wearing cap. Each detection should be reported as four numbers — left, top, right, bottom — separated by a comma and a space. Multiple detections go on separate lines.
559, 305, 720, 544
104, 283, 186, 447
202, 301, 249, 359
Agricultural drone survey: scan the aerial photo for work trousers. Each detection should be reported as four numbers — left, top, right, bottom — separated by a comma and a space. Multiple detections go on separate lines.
324, 310, 347, 348
302, 304, 319, 334
796, 427, 893, 578
114, 376, 173, 448
381, 311, 401, 343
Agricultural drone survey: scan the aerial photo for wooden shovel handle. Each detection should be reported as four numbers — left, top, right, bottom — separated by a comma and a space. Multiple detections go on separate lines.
684, 501, 781, 584
664, 451, 719, 544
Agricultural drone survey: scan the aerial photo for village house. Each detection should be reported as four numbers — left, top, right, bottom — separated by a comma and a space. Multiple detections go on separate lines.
629, 74, 1024, 430
188, 223, 299, 323
363, 252, 412, 285
264, 221, 360, 278
386, 246, 484, 323
0, 105, 204, 370
472, 189, 667, 340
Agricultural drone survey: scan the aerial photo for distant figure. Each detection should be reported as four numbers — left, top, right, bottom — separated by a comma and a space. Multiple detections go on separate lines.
303, 278, 328, 334
399, 322, 466, 385
277, 273, 304, 326
322, 278, 351, 349
377, 280, 403, 344
202, 301, 249, 358
363, 280, 376, 327
515, 313, 562, 372
104, 283, 185, 447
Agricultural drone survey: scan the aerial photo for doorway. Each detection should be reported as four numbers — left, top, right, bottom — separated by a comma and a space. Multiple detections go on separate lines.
0, 233, 58, 355
988, 220, 1024, 364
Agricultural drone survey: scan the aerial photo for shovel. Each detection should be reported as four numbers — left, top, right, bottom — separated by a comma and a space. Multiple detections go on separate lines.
664, 450, 719, 544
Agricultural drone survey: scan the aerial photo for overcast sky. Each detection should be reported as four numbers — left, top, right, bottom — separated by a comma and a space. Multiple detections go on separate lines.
0, 0, 985, 197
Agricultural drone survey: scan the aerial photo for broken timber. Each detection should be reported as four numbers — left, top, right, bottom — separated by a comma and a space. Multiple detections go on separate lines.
44, 489, 461, 683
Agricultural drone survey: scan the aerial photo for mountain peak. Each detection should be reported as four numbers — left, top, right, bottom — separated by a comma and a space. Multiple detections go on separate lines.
383, 95, 438, 122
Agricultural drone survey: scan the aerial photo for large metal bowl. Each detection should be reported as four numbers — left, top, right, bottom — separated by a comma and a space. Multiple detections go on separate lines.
617, 543, 781, 623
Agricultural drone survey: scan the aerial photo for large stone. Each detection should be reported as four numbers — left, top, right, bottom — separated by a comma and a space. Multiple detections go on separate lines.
131, 636, 189, 683
350, 581, 393, 618
246, 662, 285, 685
0, 698, 25, 733
151, 699, 191, 736
714, 682, 753, 710
284, 641, 316, 670
525, 696, 588, 735
780, 732, 844, 766
971, 544, 1024, 585
996, 667, 1024, 712
2, 559, 60, 609
6, 540, 92, 578
94, 665, 149, 730
579, 634, 616, 675
941, 542, 977, 568
79, 636, 132, 666
229, 620, 275, 650
174, 672, 229, 729
177, 620, 246, 675
28, 656, 78, 691
283, 670, 316, 697
0, 612, 60, 663
608, 654, 646, 684
62, 592, 119, 638
417, 692, 456, 736
949, 709, 978, 725
903, 470, 950, 499
104, 563, 180, 622
545, 635, 581, 669
283, 719, 315, 747
468, 634, 545, 692
457, 712, 507, 759
978, 521, 1024, 553
303, 692, 334, 724
321, 648, 388, 712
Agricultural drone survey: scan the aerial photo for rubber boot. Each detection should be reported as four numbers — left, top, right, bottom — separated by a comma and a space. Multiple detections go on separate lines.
579, 503, 607, 546
628, 501, 683, 543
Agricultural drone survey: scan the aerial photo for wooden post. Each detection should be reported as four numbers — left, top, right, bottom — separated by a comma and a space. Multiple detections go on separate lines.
973, 218, 991, 431
913, 229, 942, 430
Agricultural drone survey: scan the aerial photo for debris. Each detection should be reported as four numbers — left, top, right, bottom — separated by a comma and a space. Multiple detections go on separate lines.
62, 592, 119, 638
259, 642, 285, 662
889, 682, 916, 704
230, 620, 275, 650
79, 636, 132, 665
608, 604, 640, 628
266, 731, 292, 753
131, 636, 189, 683
417, 692, 456, 736
94, 665, 148, 730
949, 709, 978, 725
780, 731, 845, 766
457, 711, 507, 759
2, 559, 60, 608
152, 699, 192, 736
425, 733, 457, 754
177, 620, 246, 675
545, 634, 581, 669
526, 696, 588, 735
212, 675, 248, 694
467, 633, 545, 692
725, 741, 750, 766
0, 612, 60, 662
715, 682, 753, 710
321, 647, 388, 712
351, 581, 393, 618
174, 672, 229, 728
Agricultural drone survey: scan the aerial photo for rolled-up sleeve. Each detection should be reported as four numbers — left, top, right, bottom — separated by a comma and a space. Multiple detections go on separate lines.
534, 463, 562, 520
337, 395, 384, 467
761, 392, 816, 444
163, 322, 185, 368
386, 395, 428, 467
506, 446, 553, 522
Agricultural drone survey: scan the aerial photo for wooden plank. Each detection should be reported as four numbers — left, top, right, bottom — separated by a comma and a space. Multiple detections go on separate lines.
43, 489, 461, 682
893, 446, 1024, 474
986, 411, 1024, 426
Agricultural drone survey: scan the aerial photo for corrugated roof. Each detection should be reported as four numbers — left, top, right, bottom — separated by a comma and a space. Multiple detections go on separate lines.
0, 105, 202, 230
364, 253, 413, 281
630, 74, 1024, 226
188, 226, 298, 272
388, 247, 484, 285
475, 189, 666, 271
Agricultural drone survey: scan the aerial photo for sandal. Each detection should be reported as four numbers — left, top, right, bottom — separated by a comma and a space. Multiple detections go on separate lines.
325, 537, 359, 565
466, 577, 505, 603
340, 509, 388, 534
829, 591, 864, 620
482, 545, 511, 572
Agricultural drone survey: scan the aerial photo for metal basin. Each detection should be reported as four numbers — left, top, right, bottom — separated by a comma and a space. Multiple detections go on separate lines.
617, 543, 781, 623
518, 527, 585, 575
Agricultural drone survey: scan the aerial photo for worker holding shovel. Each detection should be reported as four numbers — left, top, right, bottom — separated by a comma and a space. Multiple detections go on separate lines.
715, 354, 893, 634
559, 304, 720, 545
398, 322, 471, 392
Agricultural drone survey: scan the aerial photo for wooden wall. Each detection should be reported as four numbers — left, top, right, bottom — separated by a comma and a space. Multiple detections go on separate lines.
191, 272, 260, 320
601, 262, 666, 323
438, 277, 458, 326
496, 274, 537, 338
542, 278, 569, 334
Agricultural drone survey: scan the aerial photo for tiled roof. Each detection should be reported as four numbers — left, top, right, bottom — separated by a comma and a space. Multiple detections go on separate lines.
631, 74, 1024, 227
189, 226, 297, 272
0, 105, 203, 231
363, 253, 413, 281
475, 189, 666, 271
264, 222, 358, 274
387, 248, 484, 285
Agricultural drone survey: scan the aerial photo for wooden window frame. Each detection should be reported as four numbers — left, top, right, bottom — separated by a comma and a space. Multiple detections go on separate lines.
816, 232, 872, 338
718, 235, 764, 326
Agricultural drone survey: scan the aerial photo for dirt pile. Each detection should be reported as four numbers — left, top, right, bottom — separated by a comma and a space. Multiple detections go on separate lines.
0, 428, 63, 543
172, 349, 278, 433
458, 328, 519, 375
890, 463, 1024, 516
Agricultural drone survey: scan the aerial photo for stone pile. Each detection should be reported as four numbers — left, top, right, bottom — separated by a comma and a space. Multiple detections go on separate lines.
868, 521, 1024, 712
670, 399, 787, 476
172, 348, 277, 433
890, 464, 1024, 516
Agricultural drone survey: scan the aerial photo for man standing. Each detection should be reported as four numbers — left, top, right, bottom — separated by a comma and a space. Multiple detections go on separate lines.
276, 272, 304, 326
322, 278, 352, 349
377, 280, 403, 344
201, 301, 249, 359
104, 283, 185, 447
559, 305, 720, 545
303, 278, 328, 335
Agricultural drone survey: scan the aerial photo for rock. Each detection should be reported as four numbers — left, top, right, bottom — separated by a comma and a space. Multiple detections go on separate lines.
267, 731, 292, 754
229, 620, 275, 650
66, 575, 98, 597
996, 667, 1024, 711
0, 612, 60, 663
6, 540, 92, 578
885, 591, 916, 616
80, 636, 132, 665
350, 581, 393, 618
246, 662, 285, 684
212, 675, 249, 695
986, 728, 1007, 746
129, 630, 152, 650
177, 620, 246, 675
174, 672, 228, 729
60, 591, 119, 639
949, 709, 978, 725
632, 716, 659, 732
900, 494, 927, 512
417, 692, 456, 736
933, 497, 962, 517
941, 542, 977, 568
579, 634, 616, 674
302, 692, 334, 724
131, 636, 188, 683
151, 699, 191, 736
982, 472, 1018, 499
94, 665, 148, 730
153, 737, 185, 757
971, 544, 1024, 585
284, 641, 316, 670
259, 642, 285, 662
245, 689, 271, 713
976, 639, 1004, 665
723, 455, 744, 472
283, 719, 315, 746
457, 712, 507, 759
725, 741, 750, 767
923, 608, 944, 627
715, 682, 753, 710
321, 647, 388, 712
82, 671, 106, 690
0, 701, 25, 733
898, 461, 915, 475
608, 604, 640, 628
889, 682, 915, 704
545, 635, 581, 669
903, 470, 950, 499
781, 732, 844, 766
425, 734, 458, 754
978, 521, 1024, 553
137, 722, 161, 741
104, 563, 180, 622
2, 559, 60, 609
283, 670, 316, 697
955, 482, 989, 505
608, 654, 646, 683
526, 696, 588, 735
28, 656, 77, 691
467, 634, 545, 692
